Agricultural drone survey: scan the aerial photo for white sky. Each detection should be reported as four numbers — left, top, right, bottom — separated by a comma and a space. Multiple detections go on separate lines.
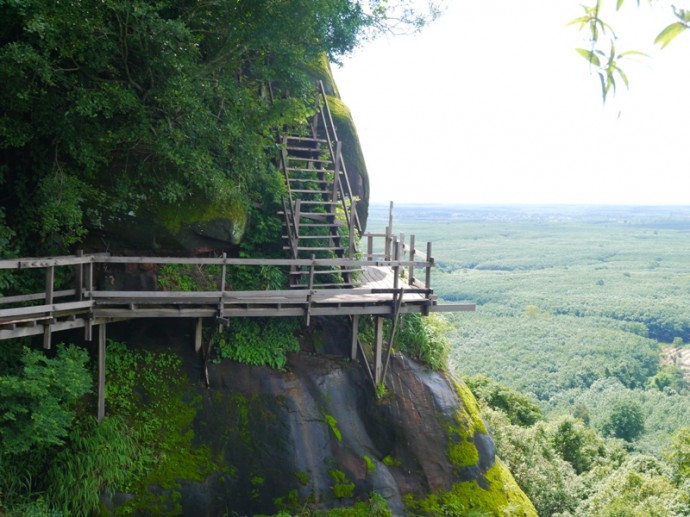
332, 1, 690, 205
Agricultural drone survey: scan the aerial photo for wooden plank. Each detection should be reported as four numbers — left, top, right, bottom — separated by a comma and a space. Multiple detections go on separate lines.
0, 300, 94, 319
0, 317, 90, 339
0, 289, 76, 305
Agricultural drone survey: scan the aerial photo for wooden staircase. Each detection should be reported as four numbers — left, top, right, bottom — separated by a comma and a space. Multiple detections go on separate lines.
279, 81, 362, 288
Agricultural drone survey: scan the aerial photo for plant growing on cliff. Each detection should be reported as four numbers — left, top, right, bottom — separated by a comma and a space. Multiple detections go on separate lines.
215, 318, 300, 369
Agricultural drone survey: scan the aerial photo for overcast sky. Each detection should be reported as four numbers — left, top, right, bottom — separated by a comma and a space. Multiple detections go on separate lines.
332, 1, 690, 205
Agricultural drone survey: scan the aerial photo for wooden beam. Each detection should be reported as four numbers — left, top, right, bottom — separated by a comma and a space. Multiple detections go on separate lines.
97, 323, 106, 422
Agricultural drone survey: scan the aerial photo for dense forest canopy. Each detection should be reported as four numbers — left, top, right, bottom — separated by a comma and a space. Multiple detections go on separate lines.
0, 0, 438, 258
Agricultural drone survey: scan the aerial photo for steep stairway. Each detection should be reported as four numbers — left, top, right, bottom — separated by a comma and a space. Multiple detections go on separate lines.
279, 82, 362, 288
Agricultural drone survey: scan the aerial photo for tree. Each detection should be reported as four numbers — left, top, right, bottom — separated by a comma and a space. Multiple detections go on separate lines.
0, 0, 438, 257
0, 345, 91, 455
601, 400, 645, 442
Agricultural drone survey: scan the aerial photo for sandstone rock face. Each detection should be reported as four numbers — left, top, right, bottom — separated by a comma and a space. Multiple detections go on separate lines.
169, 318, 535, 516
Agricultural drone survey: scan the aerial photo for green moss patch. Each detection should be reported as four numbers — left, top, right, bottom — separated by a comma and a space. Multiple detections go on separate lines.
406, 462, 537, 516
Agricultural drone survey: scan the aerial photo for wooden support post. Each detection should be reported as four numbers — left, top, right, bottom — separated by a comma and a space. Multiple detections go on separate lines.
351, 314, 359, 360
374, 316, 384, 385
85, 260, 93, 341
409, 235, 416, 285
382, 289, 404, 383
97, 323, 106, 422
367, 233, 373, 261
43, 265, 54, 350
218, 252, 226, 332
195, 317, 203, 353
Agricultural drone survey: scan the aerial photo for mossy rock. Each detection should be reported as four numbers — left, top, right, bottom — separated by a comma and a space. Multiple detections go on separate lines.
102, 195, 249, 252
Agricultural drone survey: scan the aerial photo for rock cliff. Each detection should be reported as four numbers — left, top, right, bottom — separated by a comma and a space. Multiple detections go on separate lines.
112, 318, 535, 516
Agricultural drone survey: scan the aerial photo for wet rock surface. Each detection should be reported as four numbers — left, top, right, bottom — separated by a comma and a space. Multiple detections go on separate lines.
169, 318, 501, 516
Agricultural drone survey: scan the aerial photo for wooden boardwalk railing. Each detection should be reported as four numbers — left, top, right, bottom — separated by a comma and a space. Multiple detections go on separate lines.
0, 231, 474, 420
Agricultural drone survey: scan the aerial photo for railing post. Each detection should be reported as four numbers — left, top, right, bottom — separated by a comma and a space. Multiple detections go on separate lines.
409, 235, 416, 286
43, 264, 54, 349
425, 242, 432, 291
393, 236, 400, 291
76, 250, 84, 301
384, 226, 391, 261
367, 233, 373, 261
84, 257, 94, 341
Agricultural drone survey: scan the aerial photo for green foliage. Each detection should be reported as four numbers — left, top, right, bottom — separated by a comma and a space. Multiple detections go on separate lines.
0, 0, 374, 256
465, 375, 542, 427
406, 463, 537, 517
0, 344, 91, 455
647, 364, 687, 394
324, 414, 342, 442
369, 204, 690, 515
551, 415, 607, 474
602, 400, 645, 442
214, 318, 301, 369
328, 469, 355, 499
45, 416, 140, 517
363, 455, 376, 474
157, 263, 222, 292
362, 313, 451, 372
666, 427, 690, 483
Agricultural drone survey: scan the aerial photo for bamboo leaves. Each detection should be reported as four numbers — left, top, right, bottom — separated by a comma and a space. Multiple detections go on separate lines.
655, 7, 690, 48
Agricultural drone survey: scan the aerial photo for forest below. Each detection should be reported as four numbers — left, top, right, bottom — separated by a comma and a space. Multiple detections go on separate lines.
369, 202, 690, 515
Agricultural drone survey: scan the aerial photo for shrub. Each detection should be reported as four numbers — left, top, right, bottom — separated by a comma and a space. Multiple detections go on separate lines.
215, 317, 301, 369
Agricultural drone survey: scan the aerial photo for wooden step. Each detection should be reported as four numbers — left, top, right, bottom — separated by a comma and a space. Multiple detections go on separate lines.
289, 189, 331, 195
298, 222, 345, 228
283, 246, 345, 252
285, 136, 327, 143
287, 157, 332, 165
288, 178, 333, 185
286, 145, 325, 153
299, 201, 339, 206
287, 167, 333, 173
282, 235, 335, 240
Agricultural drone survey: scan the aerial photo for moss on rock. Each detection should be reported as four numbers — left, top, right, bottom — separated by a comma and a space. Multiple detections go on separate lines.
406, 462, 537, 516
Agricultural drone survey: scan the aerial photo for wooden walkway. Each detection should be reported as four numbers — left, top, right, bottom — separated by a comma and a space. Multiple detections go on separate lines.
0, 229, 474, 419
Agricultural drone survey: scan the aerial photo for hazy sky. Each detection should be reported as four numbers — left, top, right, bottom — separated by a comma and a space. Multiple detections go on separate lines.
332, 1, 690, 205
